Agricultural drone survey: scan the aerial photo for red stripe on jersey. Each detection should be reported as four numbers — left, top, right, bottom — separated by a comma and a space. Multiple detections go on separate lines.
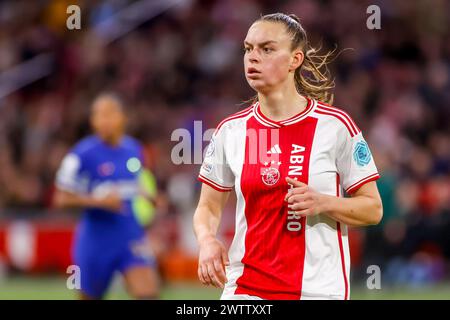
198, 174, 233, 192
346, 173, 380, 194
254, 98, 314, 127
316, 102, 360, 132
279, 97, 313, 125
235, 116, 318, 300
254, 103, 281, 128
315, 109, 357, 137
215, 106, 254, 133
336, 173, 349, 300
316, 103, 360, 134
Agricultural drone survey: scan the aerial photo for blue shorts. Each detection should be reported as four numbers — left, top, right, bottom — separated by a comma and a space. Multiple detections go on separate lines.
73, 235, 156, 298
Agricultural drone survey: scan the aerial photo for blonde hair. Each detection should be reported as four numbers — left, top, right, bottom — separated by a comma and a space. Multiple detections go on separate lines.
254, 13, 336, 105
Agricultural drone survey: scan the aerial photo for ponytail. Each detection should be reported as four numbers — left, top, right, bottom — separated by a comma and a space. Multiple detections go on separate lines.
295, 45, 336, 104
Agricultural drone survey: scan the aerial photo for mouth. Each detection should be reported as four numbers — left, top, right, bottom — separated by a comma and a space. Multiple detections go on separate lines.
247, 67, 261, 78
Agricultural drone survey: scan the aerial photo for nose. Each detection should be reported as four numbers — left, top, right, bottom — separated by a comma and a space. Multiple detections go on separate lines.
247, 49, 259, 64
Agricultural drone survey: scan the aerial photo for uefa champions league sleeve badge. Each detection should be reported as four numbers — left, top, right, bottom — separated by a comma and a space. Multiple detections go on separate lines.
205, 138, 215, 158
353, 140, 372, 166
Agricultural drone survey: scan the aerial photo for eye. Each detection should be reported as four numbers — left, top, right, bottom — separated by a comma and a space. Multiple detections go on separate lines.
263, 47, 273, 53
243, 47, 251, 53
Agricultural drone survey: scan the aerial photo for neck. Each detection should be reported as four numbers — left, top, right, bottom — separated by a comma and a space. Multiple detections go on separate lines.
100, 134, 123, 146
257, 80, 307, 122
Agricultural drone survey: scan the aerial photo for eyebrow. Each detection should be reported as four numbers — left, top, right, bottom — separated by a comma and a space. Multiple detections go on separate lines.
244, 40, 278, 47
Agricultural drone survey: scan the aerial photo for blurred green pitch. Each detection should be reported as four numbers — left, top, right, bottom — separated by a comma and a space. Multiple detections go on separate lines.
0, 276, 449, 300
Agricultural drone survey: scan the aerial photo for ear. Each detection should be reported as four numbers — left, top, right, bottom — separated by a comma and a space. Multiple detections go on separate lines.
289, 50, 304, 72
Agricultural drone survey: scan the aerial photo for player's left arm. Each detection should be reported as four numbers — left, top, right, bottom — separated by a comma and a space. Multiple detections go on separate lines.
285, 177, 383, 227
286, 118, 383, 227
134, 143, 169, 216
140, 186, 169, 210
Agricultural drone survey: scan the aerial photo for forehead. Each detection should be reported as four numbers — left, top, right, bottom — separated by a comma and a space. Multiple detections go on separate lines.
244, 21, 290, 45
92, 97, 123, 114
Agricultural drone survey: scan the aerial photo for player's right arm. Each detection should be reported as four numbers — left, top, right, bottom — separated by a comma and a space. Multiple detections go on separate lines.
194, 122, 235, 288
193, 183, 230, 289
53, 152, 121, 212
53, 189, 121, 212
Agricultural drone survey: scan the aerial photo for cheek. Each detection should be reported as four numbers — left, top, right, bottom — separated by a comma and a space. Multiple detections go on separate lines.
243, 57, 249, 69
264, 55, 291, 80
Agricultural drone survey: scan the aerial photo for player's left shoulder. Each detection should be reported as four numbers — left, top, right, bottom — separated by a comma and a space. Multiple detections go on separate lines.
122, 135, 142, 148
121, 135, 144, 158
313, 100, 361, 138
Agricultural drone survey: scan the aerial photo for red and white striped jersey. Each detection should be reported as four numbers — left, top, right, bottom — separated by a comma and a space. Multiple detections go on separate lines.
198, 98, 380, 300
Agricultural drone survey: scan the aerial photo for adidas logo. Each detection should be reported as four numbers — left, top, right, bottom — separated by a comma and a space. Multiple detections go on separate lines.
267, 144, 282, 154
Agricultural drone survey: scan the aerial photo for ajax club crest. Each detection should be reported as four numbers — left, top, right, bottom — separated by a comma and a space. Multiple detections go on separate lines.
261, 144, 282, 186
261, 167, 280, 186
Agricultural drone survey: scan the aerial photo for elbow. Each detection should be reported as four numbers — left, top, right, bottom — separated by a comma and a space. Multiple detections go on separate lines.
368, 198, 383, 225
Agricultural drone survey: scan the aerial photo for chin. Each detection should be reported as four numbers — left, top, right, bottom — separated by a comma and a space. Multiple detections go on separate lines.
98, 133, 113, 141
247, 80, 268, 93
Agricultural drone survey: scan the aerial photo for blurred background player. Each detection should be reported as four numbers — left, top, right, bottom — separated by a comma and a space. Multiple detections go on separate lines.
53, 93, 159, 299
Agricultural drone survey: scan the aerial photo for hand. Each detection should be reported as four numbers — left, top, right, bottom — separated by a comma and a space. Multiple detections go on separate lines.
153, 194, 170, 215
98, 192, 123, 213
197, 235, 229, 288
285, 177, 327, 217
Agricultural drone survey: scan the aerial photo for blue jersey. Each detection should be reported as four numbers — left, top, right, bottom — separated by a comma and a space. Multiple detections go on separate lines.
56, 135, 145, 243
56, 135, 155, 298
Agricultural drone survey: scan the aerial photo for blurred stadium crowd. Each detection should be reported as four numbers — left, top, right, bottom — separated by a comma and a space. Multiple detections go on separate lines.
0, 0, 449, 286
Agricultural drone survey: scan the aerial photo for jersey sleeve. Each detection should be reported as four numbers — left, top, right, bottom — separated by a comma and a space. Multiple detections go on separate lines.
197, 126, 234, 192
135, 142, 145, 173
55, 152, 87, 194
336, 129, 380, 194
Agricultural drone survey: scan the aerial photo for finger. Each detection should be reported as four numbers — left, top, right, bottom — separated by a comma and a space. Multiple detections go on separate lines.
199, 264, 208, 285
288, 197, 311, 210
288, 200, 313, 211
288, 201, 311, 211
286, 177, 307, 188
221, 251, 229, 284
198, 266, 206, 284
290, 186, 309, 195
287, 193, 309, 204
222, 250, 230, 267
209, 262, 224, 288
213, 259, 226, 288
291, 208, 311, 216
207, 263, 222, 288
285, 188, 308, 201
201, 264, 212, 285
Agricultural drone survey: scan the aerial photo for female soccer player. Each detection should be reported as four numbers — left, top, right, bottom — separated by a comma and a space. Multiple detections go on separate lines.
54, 93, 159, 299
193, 13, 383, 300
